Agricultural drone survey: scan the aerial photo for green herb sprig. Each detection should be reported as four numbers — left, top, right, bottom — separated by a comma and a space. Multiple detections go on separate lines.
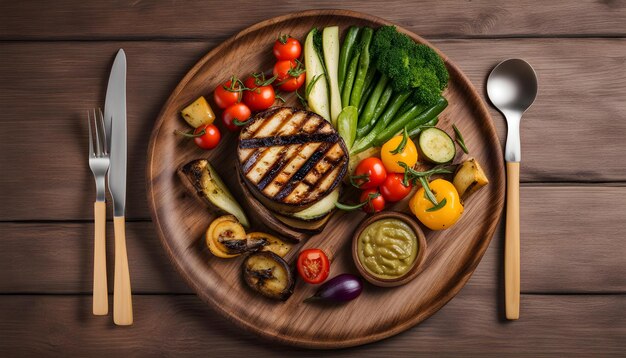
452, 124, 469, 154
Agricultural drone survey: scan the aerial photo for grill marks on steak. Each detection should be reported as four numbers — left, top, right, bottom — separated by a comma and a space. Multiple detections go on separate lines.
237, 107, 348, 207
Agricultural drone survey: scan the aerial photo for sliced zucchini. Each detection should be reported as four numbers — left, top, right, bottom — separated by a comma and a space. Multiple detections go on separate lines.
181, 96, 215, 128
322, 26, 342, 126
180, 159, 249, 228
247, 232, 292, 258
453, 158, 489, 200
291, 188, 339, 221
274, 212, 332, 233
242, 252, 294, 301
418, 127, 456, 164
304, 28, 331, 121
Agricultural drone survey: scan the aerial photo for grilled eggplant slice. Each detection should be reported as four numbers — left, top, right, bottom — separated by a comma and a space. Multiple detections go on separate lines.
247, 232, 292, 258
180, 159, 249, 228
453, 158, 489, 201
243, 251, 295, 300
237, 107, 349, 213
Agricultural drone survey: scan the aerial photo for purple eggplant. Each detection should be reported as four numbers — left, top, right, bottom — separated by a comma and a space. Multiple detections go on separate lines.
304, 273, 363, 303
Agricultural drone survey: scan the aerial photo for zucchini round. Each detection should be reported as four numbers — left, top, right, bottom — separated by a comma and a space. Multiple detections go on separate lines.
418, 127, 455, 164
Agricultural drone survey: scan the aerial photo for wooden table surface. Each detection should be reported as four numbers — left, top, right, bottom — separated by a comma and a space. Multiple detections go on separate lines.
1, 1, 625, 356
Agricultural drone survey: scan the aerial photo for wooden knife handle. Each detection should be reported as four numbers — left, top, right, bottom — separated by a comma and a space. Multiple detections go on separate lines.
113, 216, 133, 325
93, 201, 108, 315
505, 162, 520, 320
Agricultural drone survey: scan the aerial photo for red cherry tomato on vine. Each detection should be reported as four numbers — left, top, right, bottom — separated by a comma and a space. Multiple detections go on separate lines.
222, 103, 251, 132
297, 249, 330, 284
273, 35, 301, 61
243, 76, 276, 111
352, 157, 387, 189
193, 124, 221, 150
273, 60, 305, 92
360, 188, 386, 213
213, 79, 241, 109
380, 173, 413, 202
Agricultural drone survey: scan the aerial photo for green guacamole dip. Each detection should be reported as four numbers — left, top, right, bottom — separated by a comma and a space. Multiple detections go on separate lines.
357, 218, 418, 279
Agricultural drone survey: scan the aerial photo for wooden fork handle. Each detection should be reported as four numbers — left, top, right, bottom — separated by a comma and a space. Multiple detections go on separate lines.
93, 201, 108, 315
505, 162, 520, 320
113, 216, 133, 325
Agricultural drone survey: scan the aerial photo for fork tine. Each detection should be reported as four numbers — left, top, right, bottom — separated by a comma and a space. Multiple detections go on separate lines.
97, 108, 108, 155
93, 108, 101, 157
88, 110, 94, 157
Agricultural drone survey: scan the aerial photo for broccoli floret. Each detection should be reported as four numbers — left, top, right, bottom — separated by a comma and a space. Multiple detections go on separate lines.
370, 26, 449, 105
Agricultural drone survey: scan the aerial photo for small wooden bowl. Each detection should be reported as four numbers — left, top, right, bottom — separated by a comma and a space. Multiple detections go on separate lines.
352, 211, 427, 287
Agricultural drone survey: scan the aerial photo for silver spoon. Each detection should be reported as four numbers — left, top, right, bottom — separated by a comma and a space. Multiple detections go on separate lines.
487, 59, 537, 320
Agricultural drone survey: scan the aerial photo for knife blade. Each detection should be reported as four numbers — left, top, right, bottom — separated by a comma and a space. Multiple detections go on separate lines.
104, 48, 133, 326
106, 49, 127, 216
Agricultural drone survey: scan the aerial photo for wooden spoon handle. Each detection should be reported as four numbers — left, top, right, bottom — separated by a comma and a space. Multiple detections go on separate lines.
92, 201, 108, 315
113, 216, 133, 325
505, 162, 520, 320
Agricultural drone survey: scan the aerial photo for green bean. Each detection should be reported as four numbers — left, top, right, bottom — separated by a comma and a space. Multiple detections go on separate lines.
341, 49, 360, 108
355, 83, 393, 139
358, 74, 389, 127
408, 117, 439, 138
349, 27, 373, 109
338, 26, 361, 93
374, 96, 448, 146
351, 91, 410, 154
358, 77, 376, 114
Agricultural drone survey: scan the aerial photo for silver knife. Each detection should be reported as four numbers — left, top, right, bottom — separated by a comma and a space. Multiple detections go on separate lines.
105, 49, 133, 326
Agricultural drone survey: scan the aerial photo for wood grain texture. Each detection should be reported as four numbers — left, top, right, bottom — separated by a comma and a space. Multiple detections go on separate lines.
0, 2, 624, 354
146, 10, 504, 348
1, 38, 625, 221
1, 1, 625, 40
1, 187, 624, 295
0, 294, 623, 357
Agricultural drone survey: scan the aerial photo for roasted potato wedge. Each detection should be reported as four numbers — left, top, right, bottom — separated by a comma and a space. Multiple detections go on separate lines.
180, 159, 249, 228
181, 96, 215, 128
242, 252, 294, 300
247, 232, 292, 258
453, 158, 489, 201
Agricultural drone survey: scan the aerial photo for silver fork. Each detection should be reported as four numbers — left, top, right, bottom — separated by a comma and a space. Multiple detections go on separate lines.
88, 108, 110, 316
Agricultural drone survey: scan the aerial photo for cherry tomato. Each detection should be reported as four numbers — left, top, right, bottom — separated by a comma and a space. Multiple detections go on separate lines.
380, 173, 413, 202
273, 35, 301, 61
222, 103, 251, 132
297, 249, 330, 284
352, 157, 387, 189
193, 124, 221, 150
360, 188, 385, 213
409, 179, 464, 230
273, 60, 306, 92
381, 134, 418, 173
213, 79, 241, 109
243, 76, 276, 111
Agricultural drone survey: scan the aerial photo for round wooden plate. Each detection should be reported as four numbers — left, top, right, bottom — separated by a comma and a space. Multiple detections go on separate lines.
147, 9, 505, 349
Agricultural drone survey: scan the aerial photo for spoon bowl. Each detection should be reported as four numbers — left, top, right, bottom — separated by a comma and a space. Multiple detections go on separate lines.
487, 59, 538, 114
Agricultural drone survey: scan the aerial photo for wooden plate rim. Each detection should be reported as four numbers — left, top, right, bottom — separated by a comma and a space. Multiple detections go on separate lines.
146, 8, 505, 349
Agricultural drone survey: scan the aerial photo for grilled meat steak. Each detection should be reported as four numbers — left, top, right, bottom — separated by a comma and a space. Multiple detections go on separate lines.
237, 107, 348, 213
